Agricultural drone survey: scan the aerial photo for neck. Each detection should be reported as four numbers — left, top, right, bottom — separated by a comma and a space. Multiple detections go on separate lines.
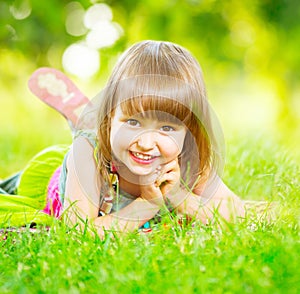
118, 174, 141, 197
112, 160, 141, 197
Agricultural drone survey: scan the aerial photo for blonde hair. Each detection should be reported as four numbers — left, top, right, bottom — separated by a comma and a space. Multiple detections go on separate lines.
96, 40, 222, 191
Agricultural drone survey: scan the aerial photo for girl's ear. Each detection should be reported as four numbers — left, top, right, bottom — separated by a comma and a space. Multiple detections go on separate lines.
28, 67, 90, 130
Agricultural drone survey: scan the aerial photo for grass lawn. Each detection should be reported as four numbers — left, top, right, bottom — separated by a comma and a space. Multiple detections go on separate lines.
1, 66, 299, 292
1, 37, 299, 294
0, 133, 299, 293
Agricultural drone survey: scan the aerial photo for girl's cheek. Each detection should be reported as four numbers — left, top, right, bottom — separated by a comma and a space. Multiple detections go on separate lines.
160, 137, 181, 159
161, 130, 186, 159
111, 126, 137, 148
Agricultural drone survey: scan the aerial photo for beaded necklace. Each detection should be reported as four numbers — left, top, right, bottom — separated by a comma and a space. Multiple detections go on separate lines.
98, 163, 152, 233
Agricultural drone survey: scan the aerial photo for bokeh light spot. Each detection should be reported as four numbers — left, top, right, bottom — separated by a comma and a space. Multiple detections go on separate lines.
86, 21, 123, 49
62, 43, 100, 79
65, 2, 87, 37
230, 21, 255, 47
9, 0, 31, 20
84, 3, 113, 29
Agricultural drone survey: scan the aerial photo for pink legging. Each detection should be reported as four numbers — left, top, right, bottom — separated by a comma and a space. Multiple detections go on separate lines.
42, 166, 63, 218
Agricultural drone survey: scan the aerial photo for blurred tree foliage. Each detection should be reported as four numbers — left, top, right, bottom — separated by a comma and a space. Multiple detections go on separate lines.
1, 0, 299, 126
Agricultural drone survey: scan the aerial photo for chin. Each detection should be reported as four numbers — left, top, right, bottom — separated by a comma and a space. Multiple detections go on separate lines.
128, 166, 154, 176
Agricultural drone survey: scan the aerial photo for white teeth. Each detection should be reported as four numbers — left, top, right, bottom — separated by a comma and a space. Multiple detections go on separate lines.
132, 152, 153, 160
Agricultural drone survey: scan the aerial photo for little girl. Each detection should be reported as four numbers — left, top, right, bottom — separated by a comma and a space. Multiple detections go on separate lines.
0, 40, 245, 236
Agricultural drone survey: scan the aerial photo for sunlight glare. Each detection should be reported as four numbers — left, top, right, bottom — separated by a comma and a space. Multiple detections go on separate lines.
62, 43, 100, 78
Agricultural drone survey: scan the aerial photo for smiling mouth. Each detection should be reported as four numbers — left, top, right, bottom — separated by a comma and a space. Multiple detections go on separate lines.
129, 151, 159, 163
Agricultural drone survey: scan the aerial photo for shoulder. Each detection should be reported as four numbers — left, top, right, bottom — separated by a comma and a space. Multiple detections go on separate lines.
63, 136, 102, 220
64, 136, 101, 208
67, 136, 97, 172
73, 129, 97, 148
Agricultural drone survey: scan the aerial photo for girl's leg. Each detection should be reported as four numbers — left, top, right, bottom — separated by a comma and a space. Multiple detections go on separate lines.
0, 145, 68, 227
0, 173, 53, 227
0, 193, 53, 227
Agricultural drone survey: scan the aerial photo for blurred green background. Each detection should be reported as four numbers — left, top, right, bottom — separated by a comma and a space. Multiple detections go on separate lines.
1, 0, 300, 178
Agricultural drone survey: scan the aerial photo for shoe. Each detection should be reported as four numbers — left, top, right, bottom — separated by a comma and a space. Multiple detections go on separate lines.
28, 67, 90, 129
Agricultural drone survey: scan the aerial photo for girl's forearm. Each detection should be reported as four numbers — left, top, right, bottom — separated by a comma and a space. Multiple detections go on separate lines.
93, 197, 161, 237
171, 191, 212, 223
165, 188, 202, 217
166, 188, 245, 223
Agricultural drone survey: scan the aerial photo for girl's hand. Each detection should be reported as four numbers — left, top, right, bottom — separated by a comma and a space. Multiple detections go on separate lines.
139, 158, 181, 207
139, 181, 165, 207
155, 158, 181, 196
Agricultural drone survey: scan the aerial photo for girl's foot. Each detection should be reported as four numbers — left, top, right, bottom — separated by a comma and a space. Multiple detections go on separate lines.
28, 67, 90, 129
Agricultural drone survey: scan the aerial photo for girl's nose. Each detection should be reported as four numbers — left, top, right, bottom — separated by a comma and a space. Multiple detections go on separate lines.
137, 131, 156, 150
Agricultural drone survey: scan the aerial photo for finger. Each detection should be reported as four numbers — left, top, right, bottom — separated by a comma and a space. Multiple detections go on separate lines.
160, 159, 179, 174
155, 160, 179, 186
155, 172, 180, 188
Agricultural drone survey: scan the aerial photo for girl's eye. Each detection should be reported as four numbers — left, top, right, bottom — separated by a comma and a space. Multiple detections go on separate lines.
160, 125, 175, 132
126, 119, 140, 127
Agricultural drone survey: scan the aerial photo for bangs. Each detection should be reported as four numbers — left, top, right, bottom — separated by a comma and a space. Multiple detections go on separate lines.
120, 96, 193, 125
113, 75, 199, 127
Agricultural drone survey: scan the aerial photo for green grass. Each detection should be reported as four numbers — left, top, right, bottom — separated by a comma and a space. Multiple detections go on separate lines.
1, 218, 299, 293
0, 134, 299, 293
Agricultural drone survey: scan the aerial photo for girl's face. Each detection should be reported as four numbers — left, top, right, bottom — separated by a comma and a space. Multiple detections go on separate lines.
110, 105, 187, 177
